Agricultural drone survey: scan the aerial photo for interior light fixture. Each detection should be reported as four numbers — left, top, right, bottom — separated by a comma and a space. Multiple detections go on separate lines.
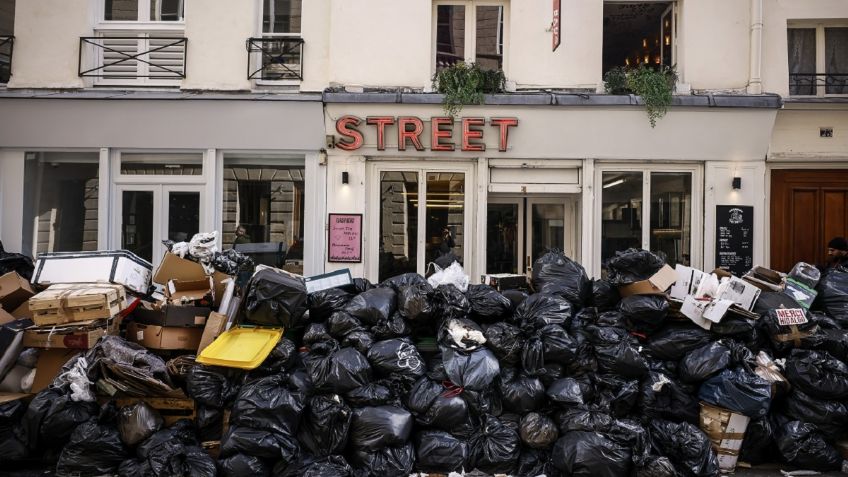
603, 179, 625, 189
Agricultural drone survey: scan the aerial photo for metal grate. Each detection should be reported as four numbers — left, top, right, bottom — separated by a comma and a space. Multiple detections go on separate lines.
246, 37, 304, 81
0, 36, 13, 83
79, 35, 187, 79
789, 72, 848, 95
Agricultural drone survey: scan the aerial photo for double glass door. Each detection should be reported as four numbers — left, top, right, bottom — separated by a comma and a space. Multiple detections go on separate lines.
487, 197, 577, 275
115, 184, 204, 264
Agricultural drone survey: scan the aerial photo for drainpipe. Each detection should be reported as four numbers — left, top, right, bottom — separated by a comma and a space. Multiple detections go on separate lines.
747, 0, 763, 94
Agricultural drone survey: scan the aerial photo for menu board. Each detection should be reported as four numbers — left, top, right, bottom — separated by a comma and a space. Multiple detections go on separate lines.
715, 205, 753, 276
328, 213, 363, 263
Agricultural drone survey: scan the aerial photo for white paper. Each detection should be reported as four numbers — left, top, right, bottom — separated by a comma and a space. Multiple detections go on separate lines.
716, 276, 761, 311
681, 296, 712, 330
695, 273, 720, 299
671, 265, 708, 300
702, 299, 735, 323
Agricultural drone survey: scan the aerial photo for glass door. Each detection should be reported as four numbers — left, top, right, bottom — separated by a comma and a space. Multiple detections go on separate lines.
486, 198, 523, 274
526, 197, 577, 273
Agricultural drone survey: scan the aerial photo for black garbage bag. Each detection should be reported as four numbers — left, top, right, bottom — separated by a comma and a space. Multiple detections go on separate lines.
637, 457, 681, 477
810, 310, 844, 330
406, 377, 475, 438
585, 325, 649, 379
81, 335, 176, 388
297, 394, 351, 456
806, 328, 848, 362
56, 405, 129, 477
762, 308, 820, 353
438, 317, 487, 352
442, 347, 500, 391
517, 448, 557, 477
432, 284, 471, 319
592, 279, 620, 311
484, 322, 524, 366
186, 364, 243, 408
379, 272, 429, 290
413, 430, 467, 473
815, 266, 848, 327
520, 412, 559, 449
607, 418, 651, 467
532, 249, 591, 307
619, 295, 669, 332
503, 289, 529, 309
784, 348, 848, 400
596, 310, 628, 328
546, 377, 587, 407
222, 425, 299, 461
118, 401, 163, 446
304, 323, 334, 345
212, 248, 255, 276
129, 420, 215, 476
710, 315, 757, 338
327, 311, 365, 339
253, 337, 299, 376
219, 453, 273, 477
308, 288, 353, 322
345, 383, 395, 407
0, 399, 28, 461
552, 431, 632, 477
275, 455, 353, 477
605, 248, 666, 285
679, 341, 731, 384
738, 416, 776, 465
522, 324, 579, 376
775, 419, 844, 471
555, 406, 614, 433
698, 367, 772, 418
345, 288, 397, 326
595, 374, 639, 417
0, 242, 34, 280
231, 373, 304, 438
397, 283, 435, 322
196, 405, 224, 441
467, 414, 520, 474
649, 419, 719, 477
512, 293, 573, 331
349, 405, 413, 451
499, 367, 546, 413
244, 268, 309, 328
342, 330, 375, 355
304, 342, 372, 393
647, 324, 713, 361
782, 388, 848, 436
639, 371, 700, 425
36, 392, 100, 449
349, 443, 414, 477
466, 284, 512, 322
371, 312, 412, 340
366, 338, 425, 381
135, 419, 197, 458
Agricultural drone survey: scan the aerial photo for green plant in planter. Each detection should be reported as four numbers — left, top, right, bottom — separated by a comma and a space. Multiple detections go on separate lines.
433, 62, 506, 117
603, 65, 678, 127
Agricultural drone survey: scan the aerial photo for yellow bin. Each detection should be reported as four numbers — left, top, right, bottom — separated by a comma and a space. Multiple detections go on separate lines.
196, 326, 283, 370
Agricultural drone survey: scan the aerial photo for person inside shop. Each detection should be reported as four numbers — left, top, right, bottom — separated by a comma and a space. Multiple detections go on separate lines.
233, 225, 252, 246
439, 226, 456, 256
820, 236, 848, 275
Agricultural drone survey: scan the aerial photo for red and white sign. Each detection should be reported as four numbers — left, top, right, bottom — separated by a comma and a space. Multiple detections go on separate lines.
775, 308, 808, 326
552, 0, 562, 52
328, 213, 362, 263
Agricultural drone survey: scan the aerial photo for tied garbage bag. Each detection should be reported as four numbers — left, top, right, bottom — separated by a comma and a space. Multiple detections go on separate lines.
605, 248, 666, 285
555, 406, 614, 433
308, 288, 353, 322
35, 391, 100, 449
531, 249, 591, 307
118, 401, 163, 446
619, 295, 669, 332
230, 373, 305, 438
432, 283, 471, 319
517, 448, 555, 477
222, 425, 299, 461
438, 317, 487, 352
349, 442, 415, 477
739, 416, 776, 465
345, 288, 397, 326
815, 266, 848, 327
211, 248, 255, 276
698, 367, 772, 418
649, 419, 719, 477
367, 338, 425, 377
498, 367, 546, 413
275, 455, 353, 477
253, 338, 299, 375
406, 378, 475, 438
782, 388, 848, 436
244, 267, 309, 328
679, 341, 731, 384
784, 348, 848, 400
585, 325, 649, 379
219, 453, 272, 477
522, 324, 579, 375
413, 430, 467, 472
484, 322, 524, 366
512, 293, 573, 330
345, 382, 395, 407
328, 311, 365, 338
520, 412, 559, 449
303, 323, 334, 346
442, 347, 500, 391
196, 405, 224, 441
304, 342, 372, 393
552, 431, 632, 477
397, 283, 435, 322
637, 457, 681, 477
297, 394, 351, 456
349, 405, 413, 451
503, 289, 529, 309
639, 371, 700, 424
775, 420, 844, 471
56, 404, 129, 477
186, 364, 242, 408
546, 377, 587, 407
466, 284, 512, 322
647, 324, 713, 361
592, 278, 621, 311
595, 374, 639, 417
0, 399, 28, 461
343, 330, 376, 356
468, 414, 520, 474
0, 241, 34, 279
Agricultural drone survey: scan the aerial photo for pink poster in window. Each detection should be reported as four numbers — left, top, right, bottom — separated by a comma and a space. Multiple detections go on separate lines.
328, 213, 363, 263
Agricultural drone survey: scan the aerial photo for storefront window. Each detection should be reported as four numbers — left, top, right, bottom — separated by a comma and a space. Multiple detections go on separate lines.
531, 203, 565, 263
121, 190, 154, 261
601, 172, 643, 264
379, 171, 419, 282
120, 153, 203, 175
486, 203, 519, 274
425, 172, 465, 265
650, 172, 691, 267
22, 153, 100, 257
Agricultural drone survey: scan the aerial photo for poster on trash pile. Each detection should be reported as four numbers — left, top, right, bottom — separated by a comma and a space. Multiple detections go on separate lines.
328, 213, 363, 263
715, 205, 753, 277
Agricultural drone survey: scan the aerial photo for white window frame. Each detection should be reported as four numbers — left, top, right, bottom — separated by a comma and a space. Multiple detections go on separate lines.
593, 163, 703, 272
253, 0, 303, 87
97, 0, 186, 25
431, 0, 509, 76
787, 21, 848, 98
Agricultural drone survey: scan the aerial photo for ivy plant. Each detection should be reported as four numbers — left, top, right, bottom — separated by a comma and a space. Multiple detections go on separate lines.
433, 62, 506, 117
603, 65, 678, 127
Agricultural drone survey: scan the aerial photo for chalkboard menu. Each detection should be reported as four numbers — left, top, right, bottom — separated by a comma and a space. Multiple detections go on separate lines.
715, 205, 754, 276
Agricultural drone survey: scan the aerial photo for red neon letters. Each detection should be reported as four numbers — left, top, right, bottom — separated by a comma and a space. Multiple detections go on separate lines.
335, 116, 518, 152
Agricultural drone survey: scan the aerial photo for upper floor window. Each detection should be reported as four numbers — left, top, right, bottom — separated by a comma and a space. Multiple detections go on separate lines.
104, 0, 184, 22
248, 0, 303, 82
788, 24, 848, 96
0, 0, 14, 83
603, 1, 676, 72
434, 1, 505, 71
263, 0, 301, 35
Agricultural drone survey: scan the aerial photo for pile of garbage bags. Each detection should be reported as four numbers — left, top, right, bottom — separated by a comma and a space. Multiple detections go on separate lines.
4, 248, 848, 477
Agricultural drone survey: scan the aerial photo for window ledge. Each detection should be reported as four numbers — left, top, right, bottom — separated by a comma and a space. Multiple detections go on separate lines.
0, 89, 322, 102
783, 96, 848, 104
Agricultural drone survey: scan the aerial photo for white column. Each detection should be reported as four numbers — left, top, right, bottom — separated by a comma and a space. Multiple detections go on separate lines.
97, 148, 110, 250
581, 158, 595, 277
202, 148, 217, 245
474, 157, 489, 280
747, 0, 764, 94
0, 151, 27, 252
304, 150, 328, 276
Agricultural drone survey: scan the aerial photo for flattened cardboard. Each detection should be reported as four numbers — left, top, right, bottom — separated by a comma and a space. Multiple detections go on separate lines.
23, 319, 117, 349
0, 307, 15, 325
619, 265, 678, 297
166, 278, 214, 307
0, 392, 31, 404
153, 253, 230, 307
133, 303, 211, 327
32, 348, 79, 393
0, 272, 35, 312
198, 312, 228, 354
783, 278, 817, 310
128, 322, 203, 350
742, 266, 785, 292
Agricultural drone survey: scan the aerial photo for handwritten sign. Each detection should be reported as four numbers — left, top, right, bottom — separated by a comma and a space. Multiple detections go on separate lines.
775, 308, 808, 326
328, 213, 363, 263
715, 205, 753, 277
552, 0, 562, 52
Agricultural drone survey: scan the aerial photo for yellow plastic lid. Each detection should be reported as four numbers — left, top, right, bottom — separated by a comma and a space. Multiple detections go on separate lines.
196, 326, 283, 370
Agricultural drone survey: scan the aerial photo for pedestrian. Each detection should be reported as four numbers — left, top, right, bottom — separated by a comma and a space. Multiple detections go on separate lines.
233, 225, 251, 246
819, 236, 848, 275
439, 226, 455, 255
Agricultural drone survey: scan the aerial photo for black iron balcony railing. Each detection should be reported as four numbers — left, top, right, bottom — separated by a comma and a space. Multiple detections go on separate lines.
789, 72, 848, 95
246, 37, 304, 81
79, 36, 187, 80
0, 35, 13, 84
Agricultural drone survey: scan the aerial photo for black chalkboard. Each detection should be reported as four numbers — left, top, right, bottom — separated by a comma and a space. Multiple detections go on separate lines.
716, 205, 754, 276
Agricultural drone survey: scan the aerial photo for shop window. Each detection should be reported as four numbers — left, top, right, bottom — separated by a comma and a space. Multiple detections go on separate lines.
120, 153, 203, 175
379, 171, 419, 282
0, 0, 13, 83
104, 0, 184, 22
788, 25, 848, 96
22, 153, 100, 257
222, 161, 305, 274
602, 2, 675, 72
601, 172, 643, 263
251, 0, 303, 81
486, 202, 519, 274
434, 1, 505, 71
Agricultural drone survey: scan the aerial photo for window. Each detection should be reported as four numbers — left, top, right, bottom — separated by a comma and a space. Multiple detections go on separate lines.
104, 0, 184, 22
250, 0, 303, 81
0, 0, 13, 83
22, 153, 101, 257
788, 24, 848, 96
434, 1, 505, 71
602, 2, 675, 72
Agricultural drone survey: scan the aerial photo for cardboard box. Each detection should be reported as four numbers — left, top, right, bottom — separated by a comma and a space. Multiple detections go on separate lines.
10, 301, 33, 319
742, 266, 785, 292
198, 312, 228, 354
618, 264, 678, 297
0, 306, 16, 325
23, 318, 117, 349
699, 402, 750, 472
133, 303, 210, 327
783, 277, 817, 310
153, 253, 230, 307
166, 277, 214, 307
0, 272, 35, 312
481, 273, 528, 292
127, 322, 203, 350
32, 348, 79, 393
30, 283, 126, 326
33, 250, 152, 294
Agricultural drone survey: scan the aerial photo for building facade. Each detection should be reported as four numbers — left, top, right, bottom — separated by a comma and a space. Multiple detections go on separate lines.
0, 0, 846, 283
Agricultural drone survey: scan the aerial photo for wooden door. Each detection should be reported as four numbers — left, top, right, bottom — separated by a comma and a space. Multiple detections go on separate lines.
771, 170, 848, 272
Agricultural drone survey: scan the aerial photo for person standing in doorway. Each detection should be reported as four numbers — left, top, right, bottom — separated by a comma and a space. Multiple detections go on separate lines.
233, 225, 251, 246
439, 226, 455, 256
820, 236, 848, 275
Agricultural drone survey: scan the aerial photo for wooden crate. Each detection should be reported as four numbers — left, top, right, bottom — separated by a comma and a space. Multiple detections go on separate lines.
106, 396, 196, 427
30, 283, 126, 326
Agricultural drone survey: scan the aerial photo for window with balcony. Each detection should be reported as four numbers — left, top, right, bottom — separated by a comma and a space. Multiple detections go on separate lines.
0, 0, 14, 83
788, 24, 848, 96
248, 0, 304, 82
603, 2, 675, 72
80, 0, 186, 86
434, 1, 505, 71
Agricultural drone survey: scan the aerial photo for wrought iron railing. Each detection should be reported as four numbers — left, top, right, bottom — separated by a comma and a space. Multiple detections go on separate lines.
0, 36, 13, 83
79, 35, 187, 79
246, 37, 304, 81
789, 72, 848, 95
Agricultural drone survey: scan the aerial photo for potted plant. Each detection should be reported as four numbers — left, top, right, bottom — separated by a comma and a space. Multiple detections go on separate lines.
603, 64, 678, 127
432, 62, 506, 117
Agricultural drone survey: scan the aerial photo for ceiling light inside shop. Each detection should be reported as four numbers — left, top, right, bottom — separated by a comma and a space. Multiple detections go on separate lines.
603, 179, 625, 189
